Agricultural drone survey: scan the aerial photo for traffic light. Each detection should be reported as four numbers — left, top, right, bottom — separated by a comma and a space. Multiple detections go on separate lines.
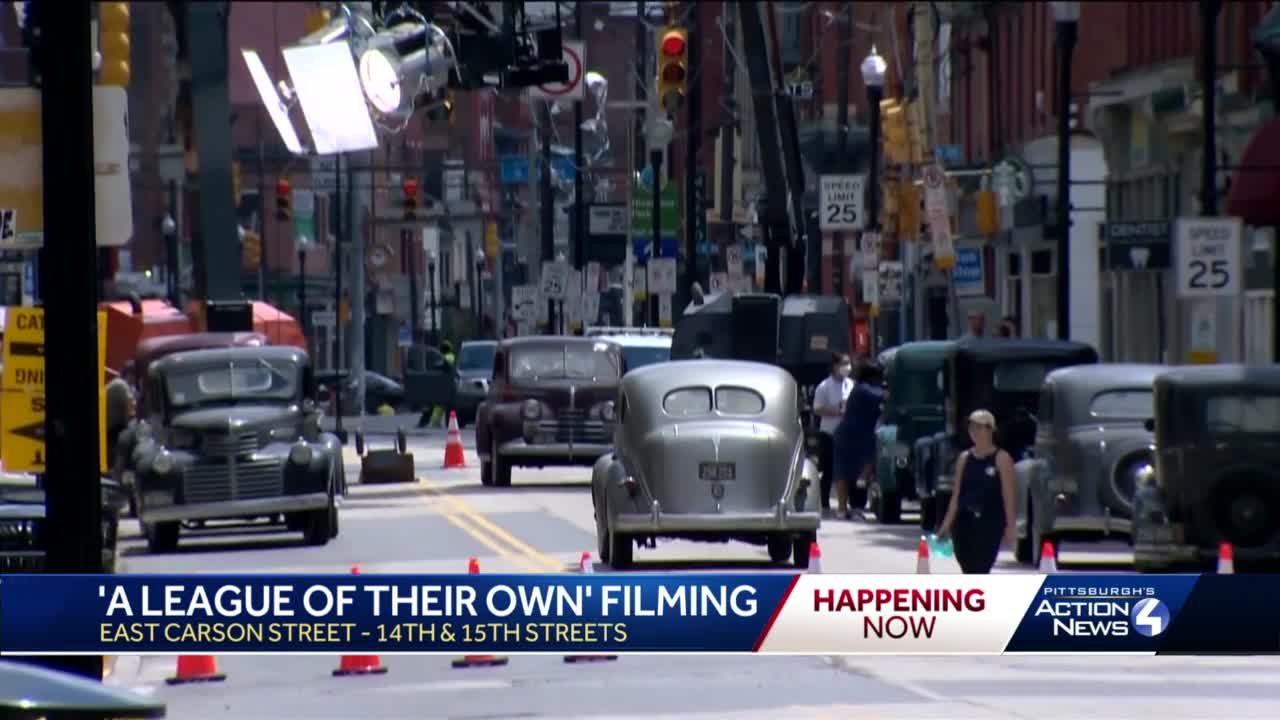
880, 98, 908, 166
975, 189, 999, 236
402, 177, 419, 219
231, 161, 242, 208
304, 7, 331, 35
241, 229, 262, 270
98, 2, 130, 86
276, 177, 292, 221
656, 26, 687, 114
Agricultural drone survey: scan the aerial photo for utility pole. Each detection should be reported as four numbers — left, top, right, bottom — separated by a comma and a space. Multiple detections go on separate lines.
351, 160, 367, 420
34, 0, 104, 681
540, 100, 557, 334
684, 1, 701, 296
651, 149, 662, 326
718, 7, 736, 228
1201, 0, 1221, 216
634, 0, 647, 327
1053, 3, 1079, 341
835, 6, 851, 300
405, 228, 421, 344
573, 1, 586, 273
256, 136, 267, 299
332, 154, 345, 441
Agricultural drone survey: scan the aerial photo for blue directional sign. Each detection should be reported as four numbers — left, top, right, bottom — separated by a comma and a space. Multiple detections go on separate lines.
551, 157, 576, 181
499, 156, 529, 185
953, 247, 984, 296
634, 236, 679, 263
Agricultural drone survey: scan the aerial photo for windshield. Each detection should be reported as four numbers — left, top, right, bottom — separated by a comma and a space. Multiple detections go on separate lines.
894, 368, 945, 407
1205, 395, 1280, 434
457, 343, 496, 371
1090, 390, 1154, 420
164, 359, 299, 408
510, 344, 620, 382
992, 362, 1053, 392
622, 346, 670, 371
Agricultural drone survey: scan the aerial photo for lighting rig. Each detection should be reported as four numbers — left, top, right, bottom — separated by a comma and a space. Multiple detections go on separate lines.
244, 1, 571, 155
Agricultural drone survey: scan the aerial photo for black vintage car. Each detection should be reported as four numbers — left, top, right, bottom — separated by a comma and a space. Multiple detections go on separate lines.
916, 338, 1100, 531
1133, 365, 1280, 572
872, 341, 953, 526
129, 345, 345, 552
0, 473, 126, 573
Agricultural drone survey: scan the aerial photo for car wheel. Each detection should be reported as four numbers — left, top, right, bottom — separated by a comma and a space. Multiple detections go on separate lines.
304, 500, 335, 546
493, 444, 513, 488
1015, 498, 1034, 565
849, 484, 868, 511
1031, 518, 1057, 568
355, 432, 365, 456
920, 496, 937, 533
872, 485, 901, 524
609, 527, 633, 569
480, 455, 494, 486
767, 534, 792, 564
595, 496, 612, 563
144, 521, 179, 554
396, 428, 408, 454
792, 532, 815, 569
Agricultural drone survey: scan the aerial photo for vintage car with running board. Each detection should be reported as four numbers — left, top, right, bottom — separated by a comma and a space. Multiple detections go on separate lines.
1133, 365, 1280, 572
476, 336, 623, 487
872, 340, 952, 526
1014, 364, 1164, 567
129, 345, 344, 552
592, 359, 821, 569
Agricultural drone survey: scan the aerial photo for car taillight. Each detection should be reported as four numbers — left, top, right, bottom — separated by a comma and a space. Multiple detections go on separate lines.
622, 477, 637, 497
499, 387, 521, 403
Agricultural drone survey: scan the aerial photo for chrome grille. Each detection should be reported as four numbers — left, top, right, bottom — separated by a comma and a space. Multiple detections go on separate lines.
203, 432, 260, 457
183, 459, 285, 504
537, 410, 611, 444
0, 552, 44, 572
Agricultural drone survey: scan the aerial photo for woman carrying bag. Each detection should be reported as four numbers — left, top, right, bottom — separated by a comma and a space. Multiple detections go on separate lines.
936, 409, 1017, 574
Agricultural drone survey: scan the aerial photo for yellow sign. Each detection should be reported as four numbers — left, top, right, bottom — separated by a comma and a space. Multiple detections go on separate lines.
0, 309, 108, 473
484, 221, 498, 258
0, 89, 44, 248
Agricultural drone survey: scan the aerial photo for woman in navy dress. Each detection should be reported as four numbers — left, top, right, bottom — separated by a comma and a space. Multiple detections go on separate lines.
833, 361, 885, 519
937, 409, 1018, 573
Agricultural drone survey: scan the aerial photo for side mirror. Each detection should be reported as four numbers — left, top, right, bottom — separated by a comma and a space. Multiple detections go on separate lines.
1143, 418, 1155, 433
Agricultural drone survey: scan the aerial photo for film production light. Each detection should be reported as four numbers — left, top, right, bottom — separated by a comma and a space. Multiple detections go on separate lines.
282, 41, 380, 154
241, 49, 305, 155
357, 22, 454, 116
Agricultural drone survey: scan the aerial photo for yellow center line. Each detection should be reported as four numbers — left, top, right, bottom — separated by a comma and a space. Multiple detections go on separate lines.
418, 476, 568, 573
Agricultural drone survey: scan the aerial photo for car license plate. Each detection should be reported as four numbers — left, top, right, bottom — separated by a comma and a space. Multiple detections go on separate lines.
699, 462, 736, 481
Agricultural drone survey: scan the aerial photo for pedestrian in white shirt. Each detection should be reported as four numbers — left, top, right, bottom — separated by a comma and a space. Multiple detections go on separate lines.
812, 353, 854, 514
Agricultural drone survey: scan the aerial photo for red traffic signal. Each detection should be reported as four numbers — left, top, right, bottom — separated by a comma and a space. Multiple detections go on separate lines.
402, 177, 419, 198
661, 31, 686, 57
661, 63, 686, 84
276, 178, 291, 197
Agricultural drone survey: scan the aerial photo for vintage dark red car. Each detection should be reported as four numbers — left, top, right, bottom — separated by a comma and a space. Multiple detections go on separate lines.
475, 336, 623, 487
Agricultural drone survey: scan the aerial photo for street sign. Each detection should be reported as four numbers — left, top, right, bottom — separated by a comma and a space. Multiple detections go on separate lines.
293, 189, 316, 245
512, 285, 538, 321
1174, 216, 1243, 298
541, 260, 570, 299
588, 205, 626, 235
633, 236, 678, 263
631, 181, 678, 235
647, 257, 678, 294
1105, 220, 1171, 271
953, 247, 984, 296
878, 261, 904, 305
311, 310, 336, 326
859, 232, 880, 270
861, 270, 879, 307
658, 294, 673, 328
529, 41, 585, 100
499, 155, 530, 184
786, 80, 814, 99
725, 244, 744, 273
1, 308, 107, 473
819, 174, 867, 231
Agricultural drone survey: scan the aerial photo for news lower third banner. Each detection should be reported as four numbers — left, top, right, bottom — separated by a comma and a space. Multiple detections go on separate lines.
0, 574, 1276, 655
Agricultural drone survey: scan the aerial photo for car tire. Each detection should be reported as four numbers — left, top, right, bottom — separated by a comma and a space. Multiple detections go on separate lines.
1015, 499, 1034, 565
144, 521, 179, 554
849, 485, 868, 511
872, 485, 901, 524
355, 432, 365, 456
493, 443, 513, 488
792, 532, 815, 569
920, 497, 937, 533
767, 534, 792, 564
304, 501, 335, 546
480, 456, 494, 486
1031, 518, 1057, 568
396, 428, 408, 454
595, 496, 612, 563
609, 527, 633, 569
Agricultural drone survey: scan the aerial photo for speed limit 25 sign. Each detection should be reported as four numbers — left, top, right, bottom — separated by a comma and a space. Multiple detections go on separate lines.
819, 174, 867, 231
1174, 216, 1243, 298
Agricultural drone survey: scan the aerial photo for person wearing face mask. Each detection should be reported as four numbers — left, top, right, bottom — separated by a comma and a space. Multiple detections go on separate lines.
937, 409, 1018, 573
833, 360, 885, 519
812, 353, 853, 515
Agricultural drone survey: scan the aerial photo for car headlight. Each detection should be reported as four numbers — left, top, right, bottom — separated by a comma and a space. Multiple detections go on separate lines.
152, 452, 174, 475
169, 429, 197, 450
600, 401, 615, 423
289, 443, 314, 466
522, 400, 543, 420
0, 520, 36, 542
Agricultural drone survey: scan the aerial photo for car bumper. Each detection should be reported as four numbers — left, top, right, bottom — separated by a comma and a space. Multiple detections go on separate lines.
139, 492, 331, 523
499, 439, 612, 463
1047, 503, 1132, 536
612, 501, 821, 534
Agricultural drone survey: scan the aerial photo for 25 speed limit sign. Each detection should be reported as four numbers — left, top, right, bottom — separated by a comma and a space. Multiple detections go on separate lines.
1174, 216, 1243, 298
819, 174, 867, 231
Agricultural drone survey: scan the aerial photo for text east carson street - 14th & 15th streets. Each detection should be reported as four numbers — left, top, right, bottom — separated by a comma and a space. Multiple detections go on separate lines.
99, 621, 629, 646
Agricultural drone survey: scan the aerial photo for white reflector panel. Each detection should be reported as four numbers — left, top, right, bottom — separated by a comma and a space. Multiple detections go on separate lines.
241, 50, 305, 155
283, 42, 379, 155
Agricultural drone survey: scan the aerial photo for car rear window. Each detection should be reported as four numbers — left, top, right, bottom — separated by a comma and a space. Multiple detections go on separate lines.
1205, 395, 1280, 434
622, 346, 670, 371
992, 362, 1052, 392
664, 387, 712, 416
716, 386, 765, 414
1089, 390, 1154, 419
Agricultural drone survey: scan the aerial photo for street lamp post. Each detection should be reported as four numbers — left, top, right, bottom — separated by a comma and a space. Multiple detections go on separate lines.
162, 213, 177, 306
427, 250, 438, 346
1051, 1, 1080, 341
404, 229, 421, 346
298, 241, 309, 342
475, 249, 486, 337
861, 47, 887, 348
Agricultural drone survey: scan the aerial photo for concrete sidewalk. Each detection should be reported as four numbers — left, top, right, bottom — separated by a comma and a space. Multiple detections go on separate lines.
321, 413, 442, 437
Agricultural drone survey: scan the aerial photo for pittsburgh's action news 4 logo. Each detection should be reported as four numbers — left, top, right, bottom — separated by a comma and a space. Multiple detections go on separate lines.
1033, 587, 1169, 638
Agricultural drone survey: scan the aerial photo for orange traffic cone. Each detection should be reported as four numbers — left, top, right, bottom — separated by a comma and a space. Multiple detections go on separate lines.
452, 558, 509, 669
565, 552, 618, 664
1217, 542, 1234, 574
808, 541, 823, 574
166, 655, 226, 685
442, 411, 466, 469
916, 537, 930, 574
1039, 540, 1058, 573
334, 564, 388, 676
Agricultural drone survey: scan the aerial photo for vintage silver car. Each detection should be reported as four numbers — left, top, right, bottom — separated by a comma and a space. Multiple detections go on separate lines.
591, 359, 822, 569
1014, 364, 1163, 566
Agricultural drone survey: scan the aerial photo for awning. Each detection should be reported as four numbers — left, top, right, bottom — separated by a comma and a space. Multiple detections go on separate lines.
1227, 117, 1280, 226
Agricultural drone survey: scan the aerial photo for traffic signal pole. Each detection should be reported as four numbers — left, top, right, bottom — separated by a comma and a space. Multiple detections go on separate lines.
31, 0, 105, 681
683, 3, 701, 297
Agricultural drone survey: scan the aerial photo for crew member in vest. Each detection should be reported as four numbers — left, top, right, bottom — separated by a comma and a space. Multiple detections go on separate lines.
811, 353, 853, 515
420, 341, 457, 428
936, 409, 1017, 573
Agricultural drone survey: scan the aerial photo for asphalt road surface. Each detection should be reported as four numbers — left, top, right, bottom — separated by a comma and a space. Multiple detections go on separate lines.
106, 423, 1280, 719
